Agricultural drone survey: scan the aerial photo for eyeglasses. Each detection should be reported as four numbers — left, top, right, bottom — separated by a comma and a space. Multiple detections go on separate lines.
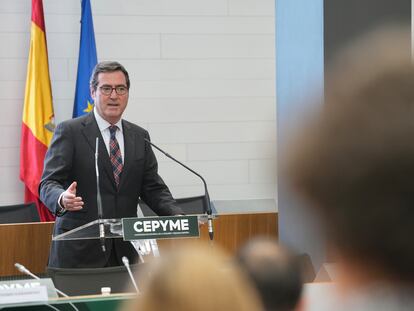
99, 85, 128, 96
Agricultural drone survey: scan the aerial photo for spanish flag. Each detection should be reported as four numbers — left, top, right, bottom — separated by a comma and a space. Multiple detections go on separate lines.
20, 0, 55, 221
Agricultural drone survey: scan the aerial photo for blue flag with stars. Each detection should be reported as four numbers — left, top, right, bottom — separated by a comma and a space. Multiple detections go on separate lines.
73, 0, 97, 118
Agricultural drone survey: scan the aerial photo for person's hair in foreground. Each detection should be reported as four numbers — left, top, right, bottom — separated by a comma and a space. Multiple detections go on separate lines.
286, 25, 414, 284
122, 243, 263, 311
237, 238, 303, 311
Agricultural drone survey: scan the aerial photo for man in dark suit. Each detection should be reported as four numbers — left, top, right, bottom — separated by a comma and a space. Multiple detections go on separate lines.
40, 61, 183, 268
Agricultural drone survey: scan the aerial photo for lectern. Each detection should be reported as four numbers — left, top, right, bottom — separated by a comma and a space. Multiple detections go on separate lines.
52, 215, 201, 242
48, 215, 201, 296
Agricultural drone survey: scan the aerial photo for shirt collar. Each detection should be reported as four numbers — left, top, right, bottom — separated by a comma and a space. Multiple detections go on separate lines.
93, 108, 123, 132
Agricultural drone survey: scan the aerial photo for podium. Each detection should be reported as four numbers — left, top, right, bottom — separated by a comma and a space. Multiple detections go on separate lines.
44, 216, 201, 297
53, 215, 201, 242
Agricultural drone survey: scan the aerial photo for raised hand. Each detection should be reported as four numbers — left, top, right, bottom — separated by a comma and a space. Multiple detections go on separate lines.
60, 181, 84, 211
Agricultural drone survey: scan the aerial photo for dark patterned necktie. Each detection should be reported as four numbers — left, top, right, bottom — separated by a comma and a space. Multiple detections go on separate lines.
109, 125, 123, 187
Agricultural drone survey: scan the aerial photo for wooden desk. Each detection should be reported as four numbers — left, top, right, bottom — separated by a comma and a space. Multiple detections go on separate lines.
0, 212, 277, 277
158, 212, 278, 254
0, 222, 54, 277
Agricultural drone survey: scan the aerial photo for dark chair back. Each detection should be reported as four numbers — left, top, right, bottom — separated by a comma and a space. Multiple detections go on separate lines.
0, 202, 40, 224
140, 195, 210, 217
47, 264, 141, 296
298, 253, 316, 283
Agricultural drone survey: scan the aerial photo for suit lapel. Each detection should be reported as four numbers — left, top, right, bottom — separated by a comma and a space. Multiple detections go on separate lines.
81, 113, 117, 189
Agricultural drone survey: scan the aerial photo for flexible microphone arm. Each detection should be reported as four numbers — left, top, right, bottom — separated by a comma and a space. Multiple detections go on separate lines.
95, 138, 106, 252
144, 138, 214, 240
14, 263, 70, 299
15, 263, 81, 311
122, 256, 140, 294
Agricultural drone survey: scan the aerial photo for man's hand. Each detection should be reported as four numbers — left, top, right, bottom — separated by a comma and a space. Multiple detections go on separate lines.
60, 181, 84, 211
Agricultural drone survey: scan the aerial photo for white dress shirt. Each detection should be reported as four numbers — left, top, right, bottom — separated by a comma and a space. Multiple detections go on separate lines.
93, 108, 124, 162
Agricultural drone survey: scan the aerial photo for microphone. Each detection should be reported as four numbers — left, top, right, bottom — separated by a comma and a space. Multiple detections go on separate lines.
144, 138, 214, 240
95, 138, 106, 252
122, 256, 139, 293
14, 263, 70, 298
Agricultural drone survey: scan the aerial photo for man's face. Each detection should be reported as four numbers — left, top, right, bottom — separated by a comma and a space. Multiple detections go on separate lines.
91, 71, 129, 124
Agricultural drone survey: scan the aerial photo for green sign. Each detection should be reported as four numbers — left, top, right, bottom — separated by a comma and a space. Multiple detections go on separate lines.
122, 215, 199, 240
1, 294, 133, 311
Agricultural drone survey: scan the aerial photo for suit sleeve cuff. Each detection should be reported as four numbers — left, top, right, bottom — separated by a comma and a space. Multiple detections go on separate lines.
55, 192, 67, 217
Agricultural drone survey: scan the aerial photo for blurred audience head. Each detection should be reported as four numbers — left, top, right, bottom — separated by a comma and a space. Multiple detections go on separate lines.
124, 243, 263, 311
286, 25, 414, 285
237, 237, 303, 311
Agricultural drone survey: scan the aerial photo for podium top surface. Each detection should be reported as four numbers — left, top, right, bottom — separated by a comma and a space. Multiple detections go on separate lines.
52, 215, 205, 241
53, 219, 123, 241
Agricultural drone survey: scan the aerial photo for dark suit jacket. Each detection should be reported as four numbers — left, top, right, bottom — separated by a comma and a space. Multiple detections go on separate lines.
39, 113, 182, 268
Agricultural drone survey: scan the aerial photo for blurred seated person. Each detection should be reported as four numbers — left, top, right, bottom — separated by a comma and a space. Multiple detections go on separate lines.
237, 237, 304, 311
287, 25, 414, 311
122, 243, 263, 311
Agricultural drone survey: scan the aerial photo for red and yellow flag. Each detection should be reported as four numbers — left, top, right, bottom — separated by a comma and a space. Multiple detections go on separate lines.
20, 0, 55, 221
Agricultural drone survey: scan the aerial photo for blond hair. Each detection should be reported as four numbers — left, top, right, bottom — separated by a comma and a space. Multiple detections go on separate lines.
123, 243, 262, 311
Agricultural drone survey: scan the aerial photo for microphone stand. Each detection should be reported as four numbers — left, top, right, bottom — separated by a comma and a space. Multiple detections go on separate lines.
95, 138, 106, 252
144, 138, 214, 240
15, 263, 75, 300
122, 256, 140, 293
15, 263, 81, 311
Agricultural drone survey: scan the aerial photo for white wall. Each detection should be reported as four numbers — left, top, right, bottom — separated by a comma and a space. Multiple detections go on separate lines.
0, 0, 276, 207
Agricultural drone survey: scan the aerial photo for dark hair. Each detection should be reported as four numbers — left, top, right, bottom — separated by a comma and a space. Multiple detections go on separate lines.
287, 26, 414, 281
89, 61, 130, 90
237, 238, 303, 311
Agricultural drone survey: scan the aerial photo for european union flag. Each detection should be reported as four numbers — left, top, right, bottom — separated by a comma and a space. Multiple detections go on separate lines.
73, 0, 97, 118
